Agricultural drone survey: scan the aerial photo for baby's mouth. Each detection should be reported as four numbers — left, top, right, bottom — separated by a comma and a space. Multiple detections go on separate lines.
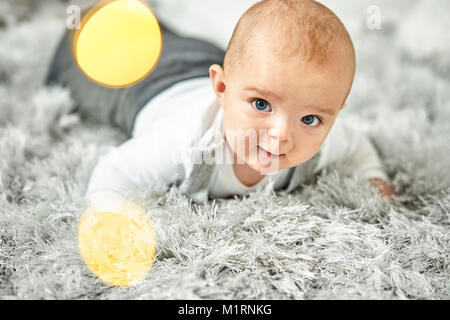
258, 146, 286, 159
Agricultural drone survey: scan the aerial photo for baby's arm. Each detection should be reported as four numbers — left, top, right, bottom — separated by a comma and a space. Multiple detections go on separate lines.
318, 117, 396, 201
340, 127, 396, 200
340, 125, 388, 181
86, 130, 187, 210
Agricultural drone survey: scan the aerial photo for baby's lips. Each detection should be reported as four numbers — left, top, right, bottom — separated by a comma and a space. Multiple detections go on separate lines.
265, 140, 282, 155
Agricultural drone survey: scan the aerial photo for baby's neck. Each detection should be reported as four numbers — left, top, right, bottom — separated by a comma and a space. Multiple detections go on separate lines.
225, 136, 266, 187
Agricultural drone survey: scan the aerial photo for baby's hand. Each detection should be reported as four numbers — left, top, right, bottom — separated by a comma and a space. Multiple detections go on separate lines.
369, 178, 397, 203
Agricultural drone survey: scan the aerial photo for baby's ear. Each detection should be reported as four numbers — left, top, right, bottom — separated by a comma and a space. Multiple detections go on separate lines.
209, 64, 226, 106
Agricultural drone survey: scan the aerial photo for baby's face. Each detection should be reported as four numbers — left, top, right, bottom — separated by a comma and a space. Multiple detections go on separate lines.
211, 45, 351, 174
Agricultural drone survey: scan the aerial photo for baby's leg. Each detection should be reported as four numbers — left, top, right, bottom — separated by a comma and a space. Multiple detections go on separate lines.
45, 5, 225, 137
45, 5, 122, 130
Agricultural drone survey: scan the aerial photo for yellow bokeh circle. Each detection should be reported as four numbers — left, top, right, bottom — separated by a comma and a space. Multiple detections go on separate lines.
74, 0, 162, 88
78, 199, 157, 287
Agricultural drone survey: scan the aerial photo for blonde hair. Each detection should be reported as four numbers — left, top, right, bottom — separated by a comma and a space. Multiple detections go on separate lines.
224, 0, 356, 77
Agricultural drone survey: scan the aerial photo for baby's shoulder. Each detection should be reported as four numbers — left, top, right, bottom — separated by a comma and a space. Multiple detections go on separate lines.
132, 98, 222, 164
314, 115, 354, 170
134, 78, 220, 141
322, 115, 348, 148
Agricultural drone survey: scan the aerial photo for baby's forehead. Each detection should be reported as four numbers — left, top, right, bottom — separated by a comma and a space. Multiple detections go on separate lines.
233, 45, 353, 106
251, 25, 350, 67
239, 34, 349, 78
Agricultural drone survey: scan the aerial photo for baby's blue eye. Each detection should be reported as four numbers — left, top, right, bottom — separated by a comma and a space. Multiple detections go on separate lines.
301, 115, 320, 127
251, 99, 271, 112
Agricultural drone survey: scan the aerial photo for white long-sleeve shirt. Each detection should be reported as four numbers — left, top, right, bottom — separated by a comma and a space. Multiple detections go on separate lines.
86, 77, 388, 206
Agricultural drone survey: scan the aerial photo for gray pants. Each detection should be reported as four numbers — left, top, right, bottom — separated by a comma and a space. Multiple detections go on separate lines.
45, 6, 225, 137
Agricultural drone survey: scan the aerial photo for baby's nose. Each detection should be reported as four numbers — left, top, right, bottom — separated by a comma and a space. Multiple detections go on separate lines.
269, 119, 291, 142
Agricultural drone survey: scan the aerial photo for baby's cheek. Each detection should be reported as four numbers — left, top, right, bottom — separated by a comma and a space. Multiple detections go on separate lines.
289, 143, 321, 165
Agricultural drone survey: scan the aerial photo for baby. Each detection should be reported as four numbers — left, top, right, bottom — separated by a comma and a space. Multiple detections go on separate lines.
46, 0, 395, 207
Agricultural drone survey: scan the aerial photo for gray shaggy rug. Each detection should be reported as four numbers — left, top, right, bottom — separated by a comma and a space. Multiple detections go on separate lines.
0, 0, 449, 299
